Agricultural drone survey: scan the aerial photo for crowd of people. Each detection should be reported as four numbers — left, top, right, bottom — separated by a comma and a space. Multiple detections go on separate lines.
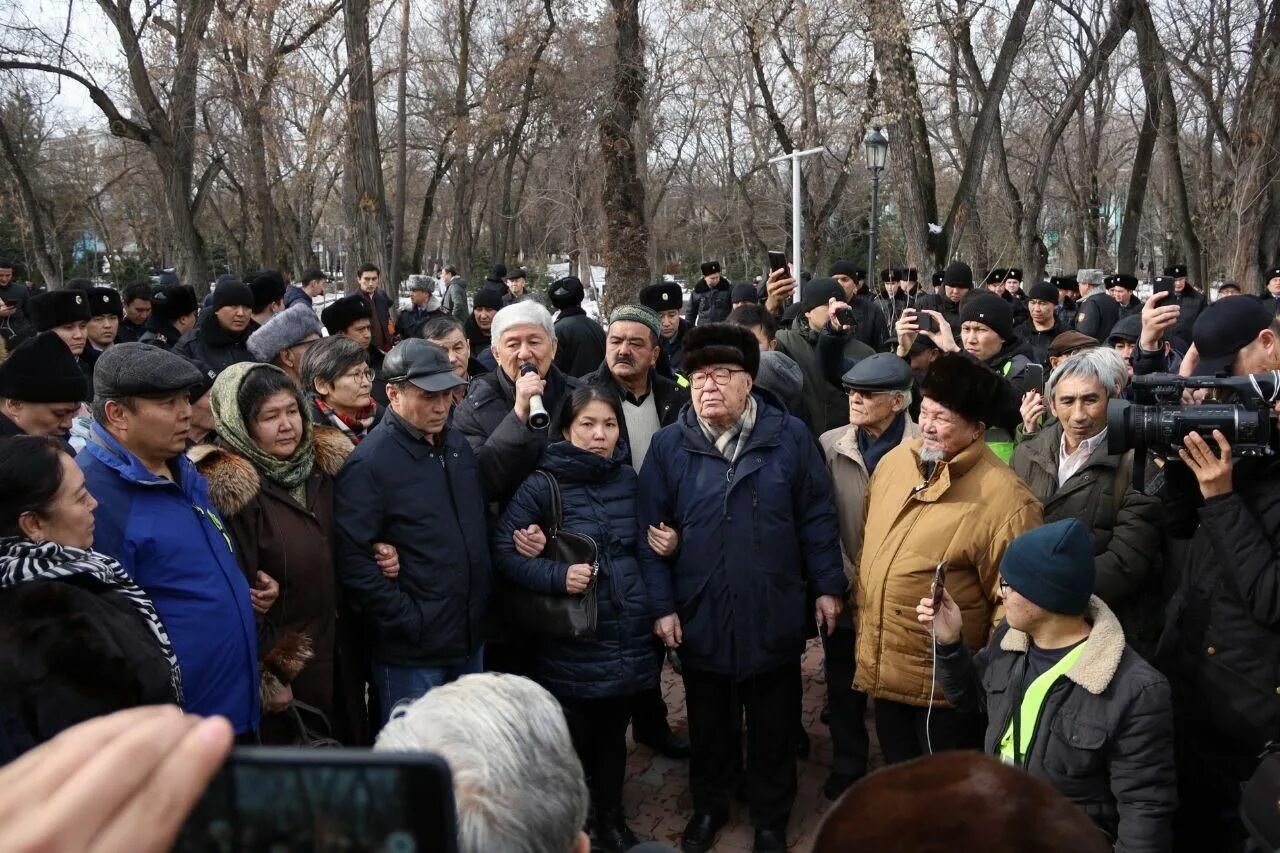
1, 252, 1280, 853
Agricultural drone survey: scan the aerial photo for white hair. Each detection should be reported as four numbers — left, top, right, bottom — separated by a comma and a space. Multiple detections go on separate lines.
491, 301, 554, 343
1046, 346, 1129, 400
374, 673, 588, 853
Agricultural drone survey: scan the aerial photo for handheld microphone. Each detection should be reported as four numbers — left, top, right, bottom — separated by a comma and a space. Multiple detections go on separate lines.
520, 362, 550, 429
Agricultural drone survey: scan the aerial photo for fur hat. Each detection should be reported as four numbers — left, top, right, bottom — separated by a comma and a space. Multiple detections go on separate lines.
700, 260, 721, 277
248, 302, 323, 362
730, 283, 759, 304
150, 284, 199, 321
320, 294, 372, 335
87, 287, 124, 318
248, 269, 288, 311
919, 352, 1007, 425
26, 290, 92, 331
683, 322, 760, 379
0, 331, 90, 402
548, 276, 585, 309
640, 282, 683, 312
960, 291, 1015, 341
984, 268, 1007, 286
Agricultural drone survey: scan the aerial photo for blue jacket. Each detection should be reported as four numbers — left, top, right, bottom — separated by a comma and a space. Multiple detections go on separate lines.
77, 423, 260, 733
493, 442, 661, 699
637, 396, 846, 677
334, 409, 491, 667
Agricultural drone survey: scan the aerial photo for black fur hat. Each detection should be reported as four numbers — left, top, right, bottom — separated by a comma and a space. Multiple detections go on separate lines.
26, 290, 92, 331
919, 352, 1007, 426
320, 293, 372, 335
683, 322, 760, 379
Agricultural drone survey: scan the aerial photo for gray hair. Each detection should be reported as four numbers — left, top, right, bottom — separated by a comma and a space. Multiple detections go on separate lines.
299, 335, 367, 396
374, 673, 588, 853
491, 301, 554, 344
1046, 346, 1129, 400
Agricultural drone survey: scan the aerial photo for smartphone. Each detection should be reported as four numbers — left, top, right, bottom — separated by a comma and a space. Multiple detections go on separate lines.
1023, 363, 1046, 397
931, 562, 948, 609
916, 310, 939, 334
175, 748, 457, 853
834, 306, 855, 327
767, 250, 788, 273
1153, 276, 1176, 297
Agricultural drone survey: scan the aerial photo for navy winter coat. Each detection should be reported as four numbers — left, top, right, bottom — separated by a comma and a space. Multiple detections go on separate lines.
636, 395, 846, 678
334, 409, 491, 668
493, 441, 661, 699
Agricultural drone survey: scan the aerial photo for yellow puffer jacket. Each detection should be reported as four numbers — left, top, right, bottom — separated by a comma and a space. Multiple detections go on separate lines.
854, 437, 1042, 706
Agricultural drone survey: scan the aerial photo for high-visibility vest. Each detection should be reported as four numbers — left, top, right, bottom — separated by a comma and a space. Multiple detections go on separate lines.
999, 641, 1088, 767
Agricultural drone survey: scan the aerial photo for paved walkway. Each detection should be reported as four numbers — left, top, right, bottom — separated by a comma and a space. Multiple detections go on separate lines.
622, 639, 876, 853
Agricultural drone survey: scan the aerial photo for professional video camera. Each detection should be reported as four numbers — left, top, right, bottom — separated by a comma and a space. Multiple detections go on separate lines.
1108, 371, 1280, 459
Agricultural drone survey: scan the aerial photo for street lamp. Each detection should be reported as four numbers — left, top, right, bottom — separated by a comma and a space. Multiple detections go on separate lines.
864, 127, 889, 289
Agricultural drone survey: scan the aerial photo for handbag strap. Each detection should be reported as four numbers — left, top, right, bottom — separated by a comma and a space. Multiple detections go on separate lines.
536, 469, 563, 538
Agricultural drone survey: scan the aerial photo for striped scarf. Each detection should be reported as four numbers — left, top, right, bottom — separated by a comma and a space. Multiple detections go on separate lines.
0, 537, 184, 703
698, 395, 758, 463
314, 397, 376, 444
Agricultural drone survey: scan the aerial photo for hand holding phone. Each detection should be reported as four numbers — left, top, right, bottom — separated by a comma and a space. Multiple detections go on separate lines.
767, 250, 788, 273
916, 311, 939, 334
931, 561, 948, 610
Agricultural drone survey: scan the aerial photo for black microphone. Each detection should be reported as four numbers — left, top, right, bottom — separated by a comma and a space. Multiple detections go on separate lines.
520, 362, 549, 429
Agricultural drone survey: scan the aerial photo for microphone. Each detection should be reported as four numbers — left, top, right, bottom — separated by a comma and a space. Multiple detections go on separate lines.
520, 362, 550, 429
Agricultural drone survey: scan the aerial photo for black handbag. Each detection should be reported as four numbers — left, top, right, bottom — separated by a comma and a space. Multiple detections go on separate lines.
501, 470, 599, 638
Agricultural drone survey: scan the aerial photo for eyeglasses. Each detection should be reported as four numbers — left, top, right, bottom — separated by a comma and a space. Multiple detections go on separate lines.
341, 368, 373, 383
689, 367, 746, 389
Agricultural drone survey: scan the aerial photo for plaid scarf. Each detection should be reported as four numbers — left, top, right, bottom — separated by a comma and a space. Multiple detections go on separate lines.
698, 395, 757, 463
314, 397, 376, 444
0, 537, 183, 703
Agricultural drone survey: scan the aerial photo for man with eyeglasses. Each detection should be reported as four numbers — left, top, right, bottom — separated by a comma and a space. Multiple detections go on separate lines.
855, 352, 1041, 767
637, 323, 846, 853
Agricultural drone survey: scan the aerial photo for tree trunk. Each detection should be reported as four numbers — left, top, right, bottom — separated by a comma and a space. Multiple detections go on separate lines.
598, 0, 650, 313
342, 0, 392, 292
1117, 83, 1160, 275
0, 108, 61, 287
390, 0, 411, 283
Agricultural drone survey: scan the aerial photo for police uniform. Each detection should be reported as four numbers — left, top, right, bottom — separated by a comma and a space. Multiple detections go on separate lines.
1105, 273, 1143, 320
641, 282, 691, 379
1258, 266, 1280, 318
1073, 283, 1120, 342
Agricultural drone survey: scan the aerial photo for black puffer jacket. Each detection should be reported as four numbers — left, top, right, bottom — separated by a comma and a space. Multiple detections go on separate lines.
173, 311, 256, 374
453, 365, 582, 504
493, 442, 661, 699
937, 597, 1177, 851
553, 308, 606, 378
1160, 458, 1280, 756
582, 363, 689, 439
1012, 424, 1163, 653
1169, 289, 1205, 349
685, 280, 733, 327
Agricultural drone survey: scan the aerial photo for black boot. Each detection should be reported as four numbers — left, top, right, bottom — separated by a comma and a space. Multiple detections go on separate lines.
591, 807, 640, 852
681, 811, 727, 853
634, 725, 691, 759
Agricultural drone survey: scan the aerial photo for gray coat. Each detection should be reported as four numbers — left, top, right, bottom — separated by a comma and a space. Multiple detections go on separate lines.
441, 277, 469, 323
937, 597, 1177, 852
1012, 424, 1163, 650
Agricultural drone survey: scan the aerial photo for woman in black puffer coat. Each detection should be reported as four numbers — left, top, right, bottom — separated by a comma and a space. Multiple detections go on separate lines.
493, 385, 662, 853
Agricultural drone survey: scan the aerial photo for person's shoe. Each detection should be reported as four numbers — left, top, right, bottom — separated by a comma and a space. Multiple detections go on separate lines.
591, 809, 640, 852
635, 726, 691, 760
753, 828, 788, 853
796, 726, 811, 759
680, 812, 727, 853
822, 771, 860, 801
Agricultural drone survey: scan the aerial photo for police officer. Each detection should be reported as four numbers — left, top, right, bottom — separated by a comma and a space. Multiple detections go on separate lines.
685, 261, 733, 327
1051, 275, 1079, 328
1106, 272, 1143, 320
1258, 266, 1280, 318
641, 282, 689, 375
1072, 272, 1119, 342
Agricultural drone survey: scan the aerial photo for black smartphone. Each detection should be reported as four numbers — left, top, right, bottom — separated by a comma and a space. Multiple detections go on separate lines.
175, 747, 457, 853
1023, 363, 1046, 396
1153, 276, 1176, 297
916, 310, 939, 334
931, 562, 948, 609
834, 306, 855, 327
767, 250, 788, 273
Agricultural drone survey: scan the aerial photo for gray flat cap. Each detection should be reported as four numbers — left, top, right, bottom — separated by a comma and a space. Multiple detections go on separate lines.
247, 302, 323, 362
841, 352, 914, 392
94, 343, 205, 400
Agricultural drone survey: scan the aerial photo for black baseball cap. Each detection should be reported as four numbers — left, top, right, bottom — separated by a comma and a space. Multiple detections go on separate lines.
1192, 296, 1274, 376
382, 339, 468, 392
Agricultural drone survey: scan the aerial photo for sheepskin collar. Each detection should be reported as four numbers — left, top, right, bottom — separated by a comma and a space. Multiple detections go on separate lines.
189, 426, 352, 517
999, 596, 1126, 695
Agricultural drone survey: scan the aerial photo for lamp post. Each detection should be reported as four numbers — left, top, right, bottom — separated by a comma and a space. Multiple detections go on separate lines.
769, 145, 826, 302
864, 127, 889, 289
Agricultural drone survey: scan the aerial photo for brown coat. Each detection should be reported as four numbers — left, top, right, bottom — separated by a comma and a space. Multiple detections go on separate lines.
854, 437, 1042, 706
191, 426, 355, 742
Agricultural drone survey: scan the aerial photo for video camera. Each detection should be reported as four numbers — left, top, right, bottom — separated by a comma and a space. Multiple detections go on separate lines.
1107, 371, 1280, 459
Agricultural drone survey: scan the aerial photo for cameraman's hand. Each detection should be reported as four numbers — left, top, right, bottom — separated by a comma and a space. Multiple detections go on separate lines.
1140, 291, 1180, 352
0, 706, 233, 853
1020, 391, 1046, 435
916, 587, 963, 645
925, 311, 961, 353
764, 267, 797, 315
513, 368, 547, 424
1178, 429, 1233, 499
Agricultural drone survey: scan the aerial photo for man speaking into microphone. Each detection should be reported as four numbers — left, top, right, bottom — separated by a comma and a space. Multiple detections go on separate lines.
455, 301, 583, 504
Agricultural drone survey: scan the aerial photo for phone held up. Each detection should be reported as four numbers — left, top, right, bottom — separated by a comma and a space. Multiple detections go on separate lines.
175, 748, 457, 853
767, 250, 788, 274
931, 561, 948, 610
915, 310, 939, 334
1153, 276, 1177, 298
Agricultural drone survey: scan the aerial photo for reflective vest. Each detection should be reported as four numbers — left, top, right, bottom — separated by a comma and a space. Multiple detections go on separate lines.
999, 641, 1089, 767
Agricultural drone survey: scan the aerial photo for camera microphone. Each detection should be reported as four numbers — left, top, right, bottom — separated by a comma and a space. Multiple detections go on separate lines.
520, 362, 550, 429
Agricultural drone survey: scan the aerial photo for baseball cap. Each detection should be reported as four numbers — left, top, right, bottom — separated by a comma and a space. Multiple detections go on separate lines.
382, 339, 468, 392
1191, 296, 1274, 376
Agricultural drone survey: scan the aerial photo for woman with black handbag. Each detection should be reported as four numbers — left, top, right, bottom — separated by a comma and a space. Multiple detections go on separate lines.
493, 386, 665, 852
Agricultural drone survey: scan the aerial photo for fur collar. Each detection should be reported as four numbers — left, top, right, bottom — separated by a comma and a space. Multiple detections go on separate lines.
999, 595, 1126, 695
189, 426, 353, 517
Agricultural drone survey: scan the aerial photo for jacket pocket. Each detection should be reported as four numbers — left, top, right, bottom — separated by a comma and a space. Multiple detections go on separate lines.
1045, 710, 1108, 779
758, 570, 807, 653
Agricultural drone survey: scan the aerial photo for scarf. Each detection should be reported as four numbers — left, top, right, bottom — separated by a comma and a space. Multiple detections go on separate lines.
0, 537, 183, 703
698, 394, 757, 463
314, 397, 376, 444
211, 363, 315, 505
857, 410, 907, 476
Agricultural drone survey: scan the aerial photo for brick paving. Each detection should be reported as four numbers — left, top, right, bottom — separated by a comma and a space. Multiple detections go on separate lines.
623, 639, 877, 853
